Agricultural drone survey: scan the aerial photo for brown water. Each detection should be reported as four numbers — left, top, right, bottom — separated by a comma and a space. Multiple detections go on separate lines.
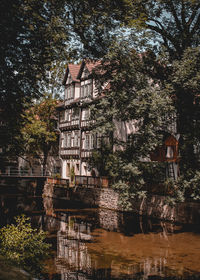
1, 194, 200, 280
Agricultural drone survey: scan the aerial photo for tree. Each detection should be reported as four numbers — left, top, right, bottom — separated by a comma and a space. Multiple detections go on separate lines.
0, 0, 71, 153
75, 0, 200, 203
76, 0, 200, 172
21, 94, 58, 175
88, 43, 173, 202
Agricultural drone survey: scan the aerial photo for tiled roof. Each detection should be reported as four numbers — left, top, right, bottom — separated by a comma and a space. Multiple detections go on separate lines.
68, 64, 81, 82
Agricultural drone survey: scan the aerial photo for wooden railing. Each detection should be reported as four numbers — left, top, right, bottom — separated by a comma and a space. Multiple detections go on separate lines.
59, 119, 79, 128
60, 148, 79, 156
75, 175, 109, 188
47, 177, 69, 186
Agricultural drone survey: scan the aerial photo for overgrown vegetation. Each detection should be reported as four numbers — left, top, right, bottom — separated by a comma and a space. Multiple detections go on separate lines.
2, 0, 200, 205
87, 0, 200, 206
0, 215, 51, 277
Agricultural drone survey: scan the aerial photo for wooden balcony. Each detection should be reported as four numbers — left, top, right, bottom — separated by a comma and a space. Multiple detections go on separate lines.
60, 148, 79, 157
59, 119, 79, 129
75, 175, 109, 188
80, 120, 95, 129
81, 150, 92, 158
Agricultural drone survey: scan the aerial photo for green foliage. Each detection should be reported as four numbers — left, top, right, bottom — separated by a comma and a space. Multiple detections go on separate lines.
0, 215, 51, 277
0, 0, 69, 152
162, 170, 200, 204
21, 94, 59, 174
86, 1, 200, 203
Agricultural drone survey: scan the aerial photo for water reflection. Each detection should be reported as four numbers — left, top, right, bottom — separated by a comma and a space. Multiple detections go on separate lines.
1, 194, 200, 280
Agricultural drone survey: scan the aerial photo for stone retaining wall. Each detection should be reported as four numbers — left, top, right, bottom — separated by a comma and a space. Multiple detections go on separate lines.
43, 184, 200, 224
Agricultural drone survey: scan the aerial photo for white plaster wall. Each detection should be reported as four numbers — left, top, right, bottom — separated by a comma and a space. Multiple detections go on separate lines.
62, 160, 67, 179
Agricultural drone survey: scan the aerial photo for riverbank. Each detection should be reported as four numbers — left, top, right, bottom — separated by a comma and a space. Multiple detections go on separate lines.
43, 183, 200, 224
0, 256, 33, 280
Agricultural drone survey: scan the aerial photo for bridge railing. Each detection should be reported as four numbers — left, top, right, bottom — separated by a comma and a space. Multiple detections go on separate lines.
0, 169, 49, 177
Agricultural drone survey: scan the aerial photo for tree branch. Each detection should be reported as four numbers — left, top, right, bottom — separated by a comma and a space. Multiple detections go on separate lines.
167, 0, 183, 32
191, 12, 200, 36
186, 3, 200, 28
146, 23, 182, 56
181, 0, 186, 27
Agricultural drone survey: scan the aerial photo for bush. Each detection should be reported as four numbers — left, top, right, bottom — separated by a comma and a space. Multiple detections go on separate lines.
0, 215, 51, 277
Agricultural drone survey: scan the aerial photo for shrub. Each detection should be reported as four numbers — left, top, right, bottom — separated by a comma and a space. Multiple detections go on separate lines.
0, 215, 51, 277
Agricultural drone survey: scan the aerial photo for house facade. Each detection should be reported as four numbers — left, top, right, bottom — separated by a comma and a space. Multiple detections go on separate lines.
57, 61, 102, 179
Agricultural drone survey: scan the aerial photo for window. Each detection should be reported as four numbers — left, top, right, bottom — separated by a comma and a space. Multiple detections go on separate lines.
80, 83, 92, 98
76, 164, 79, 173
60, 111, 65, 122
85, 85, 88, 97
72, 107, 79, 120
66, 163, 70, 176
81, 85, 84, 97
84, 134, 94, 150
65, 85, 74, 99
67, 134, 71, 148
82, 109, 90, 120
65, 110, 70, 121
74, 132, 79, 147
88, 83, 92, 96
61, 133, 64, 148
64, 133, 71, 148
85, 135, 90, 149
90, 135, 94, 149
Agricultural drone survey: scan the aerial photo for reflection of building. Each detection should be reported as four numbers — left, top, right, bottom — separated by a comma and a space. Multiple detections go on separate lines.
56, 214, 93, 280
54, 210, 177, 280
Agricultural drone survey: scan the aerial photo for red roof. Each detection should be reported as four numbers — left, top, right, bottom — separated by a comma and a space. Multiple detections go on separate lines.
68, 64, 81, 82
63, 60, 102, 85
62, 64, 81, 85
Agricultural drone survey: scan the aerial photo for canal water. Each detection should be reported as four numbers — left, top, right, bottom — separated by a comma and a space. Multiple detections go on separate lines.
1, 194, 200, 280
